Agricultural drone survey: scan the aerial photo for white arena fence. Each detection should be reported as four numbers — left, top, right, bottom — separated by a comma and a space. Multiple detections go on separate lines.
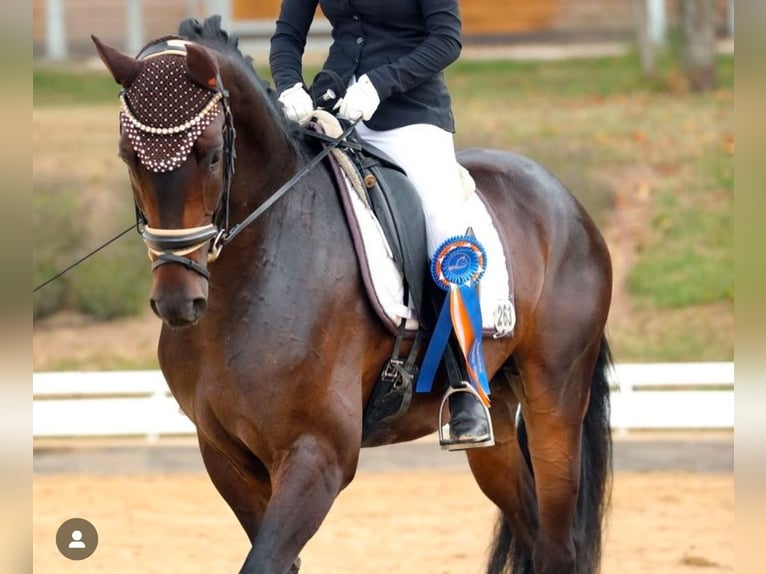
32, 363, 734, 440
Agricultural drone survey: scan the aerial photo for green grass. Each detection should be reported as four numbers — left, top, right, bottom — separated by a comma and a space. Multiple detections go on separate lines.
33, 51, 733, 363
628, 176, 733, 309
33, 190, 86, 318
624, 102, 734, 310
34, 67, 124, 106
608, 301, 733, 362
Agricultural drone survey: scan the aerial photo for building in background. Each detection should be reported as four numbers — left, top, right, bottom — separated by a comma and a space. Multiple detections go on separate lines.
33, 0, 733, 60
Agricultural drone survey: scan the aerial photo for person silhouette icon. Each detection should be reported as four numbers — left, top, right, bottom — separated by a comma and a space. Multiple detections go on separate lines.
68, 530, 86, 549
56, 518, 98, 560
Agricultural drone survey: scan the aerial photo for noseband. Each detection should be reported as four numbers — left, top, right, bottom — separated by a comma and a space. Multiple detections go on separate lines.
126, 39, 236, 280
142, 223, 221, 279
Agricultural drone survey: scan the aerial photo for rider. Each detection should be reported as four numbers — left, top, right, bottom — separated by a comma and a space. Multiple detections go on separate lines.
270, 0, 493, 449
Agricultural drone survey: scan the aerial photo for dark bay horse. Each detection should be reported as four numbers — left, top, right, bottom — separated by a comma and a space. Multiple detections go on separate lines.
92, 16, 613, 574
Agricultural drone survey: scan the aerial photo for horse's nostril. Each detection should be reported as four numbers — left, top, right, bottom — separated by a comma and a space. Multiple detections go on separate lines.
149, 294, 207, 326
192, 297, 208, 317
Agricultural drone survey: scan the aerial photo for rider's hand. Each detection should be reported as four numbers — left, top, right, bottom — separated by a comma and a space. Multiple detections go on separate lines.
278, 82, 314, 122
334, 74, 380, 121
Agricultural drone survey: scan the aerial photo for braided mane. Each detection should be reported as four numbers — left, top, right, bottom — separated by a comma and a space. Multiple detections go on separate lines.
177, 15, 305, 150
178, 16, 280, 106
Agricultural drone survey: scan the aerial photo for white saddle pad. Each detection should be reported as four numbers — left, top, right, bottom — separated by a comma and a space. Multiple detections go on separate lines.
341, 169, 515, 338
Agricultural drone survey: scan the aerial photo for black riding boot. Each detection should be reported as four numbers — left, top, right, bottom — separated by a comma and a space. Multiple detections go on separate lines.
447, 386, 493, 447
424, 267, 493, 449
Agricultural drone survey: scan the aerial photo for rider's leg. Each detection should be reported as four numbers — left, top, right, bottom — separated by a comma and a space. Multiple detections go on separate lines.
424, 277, 493, 449
354, 123, 467, 255
356, 119, 494, 449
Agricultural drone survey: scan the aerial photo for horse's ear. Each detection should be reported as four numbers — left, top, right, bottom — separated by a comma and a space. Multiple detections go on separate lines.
185, 44, 220, 90
91, 35, 143, 88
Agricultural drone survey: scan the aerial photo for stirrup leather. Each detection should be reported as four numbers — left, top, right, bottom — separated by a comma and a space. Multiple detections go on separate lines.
438, 382, 495, 451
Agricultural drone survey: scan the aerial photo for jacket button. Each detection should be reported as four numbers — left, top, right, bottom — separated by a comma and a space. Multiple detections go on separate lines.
353, 15, 359, 21
356, 37, 364, 45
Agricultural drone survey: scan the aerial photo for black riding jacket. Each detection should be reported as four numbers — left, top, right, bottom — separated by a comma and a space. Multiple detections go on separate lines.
269, 0, 462, 132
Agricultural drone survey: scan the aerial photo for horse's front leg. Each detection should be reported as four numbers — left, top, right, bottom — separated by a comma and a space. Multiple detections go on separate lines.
239, 433, 359, 574
196, 436, 273, 548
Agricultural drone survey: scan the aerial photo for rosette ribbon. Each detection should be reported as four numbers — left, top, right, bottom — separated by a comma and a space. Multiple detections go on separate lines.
415, 234, 491, 406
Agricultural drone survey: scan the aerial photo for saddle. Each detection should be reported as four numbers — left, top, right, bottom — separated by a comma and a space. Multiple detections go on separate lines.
344, 132, 430, 323
302, 112, 515, 443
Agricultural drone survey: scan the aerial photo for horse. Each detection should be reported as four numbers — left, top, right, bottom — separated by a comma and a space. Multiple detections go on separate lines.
92, 16, 613, 574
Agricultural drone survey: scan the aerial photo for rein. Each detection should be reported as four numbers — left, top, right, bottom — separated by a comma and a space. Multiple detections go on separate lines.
219, 118, 360, 248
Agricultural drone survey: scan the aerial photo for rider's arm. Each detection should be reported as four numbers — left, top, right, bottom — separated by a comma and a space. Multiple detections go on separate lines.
365, 0, 462, 101
269, 0, 320, 93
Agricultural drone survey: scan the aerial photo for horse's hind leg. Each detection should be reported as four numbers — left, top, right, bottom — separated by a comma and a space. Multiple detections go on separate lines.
517, 338, 604, 574
464, 375, 538, 573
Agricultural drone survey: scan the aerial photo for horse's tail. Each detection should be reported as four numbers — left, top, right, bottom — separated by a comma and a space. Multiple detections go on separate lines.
486, 516, 531, 574
574, 335, 613, 572
487, 336, 613, 574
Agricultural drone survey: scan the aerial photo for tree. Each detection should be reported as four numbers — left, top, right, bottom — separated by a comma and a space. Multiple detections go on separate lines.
633, 0, 668, 78
679, 0, 717, 91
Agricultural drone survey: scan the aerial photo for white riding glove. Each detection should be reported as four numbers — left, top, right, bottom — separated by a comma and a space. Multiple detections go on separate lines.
278, 82, 314, 122
334, 74, 381, 121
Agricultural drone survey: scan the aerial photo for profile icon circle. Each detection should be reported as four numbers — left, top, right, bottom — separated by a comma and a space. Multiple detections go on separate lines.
56, 518, 98, 560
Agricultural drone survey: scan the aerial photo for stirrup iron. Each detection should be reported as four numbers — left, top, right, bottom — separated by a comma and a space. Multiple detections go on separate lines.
438, 382, 495, 451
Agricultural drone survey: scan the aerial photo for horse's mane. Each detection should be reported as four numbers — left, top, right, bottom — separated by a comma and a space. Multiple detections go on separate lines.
177, 17, 268, 92
176, 16, 303, 146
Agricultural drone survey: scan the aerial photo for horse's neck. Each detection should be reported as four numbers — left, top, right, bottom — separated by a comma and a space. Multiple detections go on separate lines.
220, 57, 302, 187
216, 58, 318, 243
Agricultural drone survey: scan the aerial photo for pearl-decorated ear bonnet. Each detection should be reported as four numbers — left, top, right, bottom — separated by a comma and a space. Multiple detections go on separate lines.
120, 38, 222, 173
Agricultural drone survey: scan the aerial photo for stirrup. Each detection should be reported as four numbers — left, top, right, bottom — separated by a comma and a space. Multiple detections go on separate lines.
438, 382, 495, 451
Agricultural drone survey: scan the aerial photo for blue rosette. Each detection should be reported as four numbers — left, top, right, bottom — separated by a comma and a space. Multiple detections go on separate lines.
430, 235, 488, 291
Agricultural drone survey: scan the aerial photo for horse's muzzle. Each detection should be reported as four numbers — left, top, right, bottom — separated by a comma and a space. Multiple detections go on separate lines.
150, 263, 210, 327
150, 293, 208, 327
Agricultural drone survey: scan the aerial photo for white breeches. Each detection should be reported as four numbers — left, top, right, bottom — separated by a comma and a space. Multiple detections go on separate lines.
355, 122, 469, 256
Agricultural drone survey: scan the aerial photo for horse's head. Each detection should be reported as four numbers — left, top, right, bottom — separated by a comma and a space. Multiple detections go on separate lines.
92, 35, 235, 327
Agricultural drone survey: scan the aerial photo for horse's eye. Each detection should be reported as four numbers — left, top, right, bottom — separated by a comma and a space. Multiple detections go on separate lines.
209, 149, 222, 171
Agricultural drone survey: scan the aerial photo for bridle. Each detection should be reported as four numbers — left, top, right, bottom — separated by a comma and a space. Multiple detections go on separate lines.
127, 39, 237, 280
127, 40, 358, 281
